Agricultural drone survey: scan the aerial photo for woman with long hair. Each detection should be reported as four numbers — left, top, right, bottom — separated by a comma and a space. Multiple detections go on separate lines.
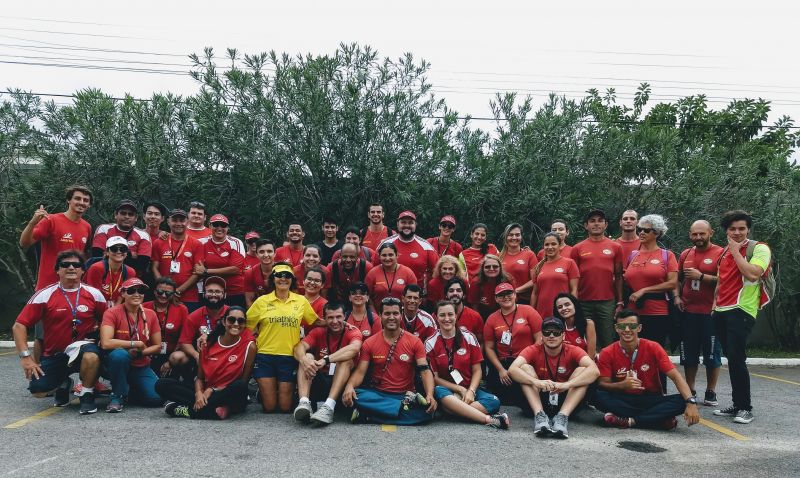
553, 292, 596, 358
293, 244, 329, 295
467, 254, 512, 319
459, 223, 499, 281
426, 254, 468, 309
344, 282, 382, 339
530, 232, 579, 319
499, 223, 537, 304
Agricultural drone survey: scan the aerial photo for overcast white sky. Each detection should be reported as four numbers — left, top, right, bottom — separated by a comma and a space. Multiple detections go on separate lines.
2, 0, 799, 140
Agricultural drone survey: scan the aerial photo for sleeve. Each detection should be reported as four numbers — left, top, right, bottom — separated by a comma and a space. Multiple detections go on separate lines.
245, 300, 262, 332
244, 268, 255, 293
428, 250, 439, 271
93, 297, 109, 321
138, 235, 153, 258
596, 349, 613, 378
655, 344, 676, 373
371, 316, 383, 334
613, 242, 623, 266
179, 313, 198, 344
127, 266, 137, 278
666, 251, 679, 273
567, 259, 580, 279
15, 302, 45, 327
148, 311, 161, 335
150, 241, 162, 266
301, 329, 317, 349
405, 267, 418, 285
470, 341, 484, 364
483, 318, 495, 343
100, 308, 116, 328
750, 243, 771, 271
518, 345, 536, 364
84, 265, 101, 290
526, 308, 543, 334
301, 298, 318, 325
346, 329, 362, 346
32, 216, 53, 242
359, 339, 373, 362
190, 241, 202, 266
231, 248, 245, 271
569, 244, 579, 263
413, 337, 426, 361
488, 244, 499, 255
92, 227, 108, 250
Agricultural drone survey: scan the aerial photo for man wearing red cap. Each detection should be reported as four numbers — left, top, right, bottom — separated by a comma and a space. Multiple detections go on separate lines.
243, 231, 262, 273
197, 214, 247, 307
185, 201, 212, 240
91, 199, 153, 277
381, 210, 439, 286
178, 276, 231, 365
151, 209, 203, 312
427, 215, 463, 258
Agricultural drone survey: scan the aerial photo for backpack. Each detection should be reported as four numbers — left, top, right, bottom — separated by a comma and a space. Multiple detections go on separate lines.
721, 240, 775, 310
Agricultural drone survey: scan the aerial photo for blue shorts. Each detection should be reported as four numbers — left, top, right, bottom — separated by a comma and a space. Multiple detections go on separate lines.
28, 343, 102, 394
434, 385, 500, 415
680, 312, 722, 368
253, 353, 297, 382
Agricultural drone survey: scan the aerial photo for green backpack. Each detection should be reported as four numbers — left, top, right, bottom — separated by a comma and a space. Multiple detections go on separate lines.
745, 240, 775, 310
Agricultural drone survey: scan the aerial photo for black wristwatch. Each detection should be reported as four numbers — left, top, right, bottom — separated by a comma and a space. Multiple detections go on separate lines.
686, 397, 697, 405
323, 355, 331, 366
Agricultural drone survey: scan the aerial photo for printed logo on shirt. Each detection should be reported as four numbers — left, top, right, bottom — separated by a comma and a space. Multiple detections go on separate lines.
221, 251, 229, 257
63, 233, 73, 240
456, 348, 467, 356
166, 323, 175, 329
557, 366, 567, 374
640, 364, 650, 372
516, 318, 526, 324
554, 267, 565, 273
575, 337, 583, 344
399, 353, 410, 362
602, 249, 612, 255
703, 258, 713, 264
228, 355, 238, 362
649, 259, 661, 265
410, 252, 419, 259
77, 305, 89, 313
397, 279, 405, 285
184, 252, 192, 257
320, 347, 329, 355
616, 367, 627, 375
82, 237, 88, 243
516, 259, 525, 264
127, 240, 136, 246
362, 330, 371, 336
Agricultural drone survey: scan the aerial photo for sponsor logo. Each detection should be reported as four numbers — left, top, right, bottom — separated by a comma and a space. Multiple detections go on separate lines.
410, 252, 419, 259
516, 318, 526, 324
616, 367, 627, 375
575, 337, 583, 344
228, 355, 238, 362
517, 259, 525, 265
82, 237, 88, 243
62, 233, 73, 240
650, 259, 661, 265
166, 323, 175, 329
399, 353, 410, 362
554, 267, 565, 273
397, 279, 405, 285
221, 251, 229, 257
640, 364, 650, 372
602, 249, 612, 255
703, 258, 713, 264
127, 240, 136, 247
557, 366, 567, 374
320, 348, 329, 355
184, 252, 192, 257
456, 348, 467, 356
76, 305, 89, 313
362, 330, 370, 336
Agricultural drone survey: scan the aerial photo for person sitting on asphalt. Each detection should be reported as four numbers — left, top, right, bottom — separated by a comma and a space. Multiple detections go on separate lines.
293, 302, 363, 426
342, 297, 437, 425
426, 301, 509, 430
344, 281, 382, 339
594, 309, 700, 430
177, 276, 231, 367
12, 250, 108, 415
508, 316, 599, 438
143, 277, 191, 381
99, 278, 163, 412
158, 306, 256, 419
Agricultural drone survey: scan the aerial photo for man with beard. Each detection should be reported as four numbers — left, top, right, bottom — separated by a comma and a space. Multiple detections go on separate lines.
327, 243, 373, 305
316, 218, 343, 266
380, 210, 439, 286
343, 297, 437, 425
178, 276, 234, 365
361, 203, 394, 250
92, 200, 152, 276
616, 209, 640, 263
444, 277, 484, 341
185, 201, 212, 240
508, 317, 599, 438
400, 284, 438, 341
275, 224, 306, 267
151, 209, 203, 312
674, 220, 723, 406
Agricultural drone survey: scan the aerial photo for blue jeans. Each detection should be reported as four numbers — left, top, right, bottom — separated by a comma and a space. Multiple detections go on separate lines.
353, 388, 433, 425
104, 348, 161, 406
28, 343, 102, 394
593, 390, 685, 427
434, 386, 501, 415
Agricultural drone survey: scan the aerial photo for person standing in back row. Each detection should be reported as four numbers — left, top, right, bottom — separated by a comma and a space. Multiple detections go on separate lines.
316, 217, 342, 266
380, 210, 439, 286
571, 209, 624, 349
427, 215, 463, 258
361, 203, 395, 250
616, 210, 641, 262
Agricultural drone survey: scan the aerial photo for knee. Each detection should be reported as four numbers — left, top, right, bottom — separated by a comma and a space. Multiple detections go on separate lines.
108, 348, 130, 363
169, 351, 188, 366
81, 351, 100, 367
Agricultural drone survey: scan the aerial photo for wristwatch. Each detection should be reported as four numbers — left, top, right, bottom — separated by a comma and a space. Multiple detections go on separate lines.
323, 355, 331, 366
686, 397, 697, 405
18, 350, 31, 359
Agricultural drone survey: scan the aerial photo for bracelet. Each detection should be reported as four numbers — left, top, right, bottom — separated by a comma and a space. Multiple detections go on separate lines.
700, 273, 705, 281
130, 340, 135, 348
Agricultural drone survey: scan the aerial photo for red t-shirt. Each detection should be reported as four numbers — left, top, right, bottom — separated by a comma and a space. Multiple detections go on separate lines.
519, 343, 587, 382
483, 305, 542, 360
346, 309, 382, 339
457, 306, 484, 342
361, 225, 392, 250
533, 257, 579, 318
364, 264, 417, 304
571, 238, 623, 301
537, 244, 574, 261
143, 301, 189, 354
244, 265, 274, 299
185, 226, 211, 241
381, 235, 439, 284
597, 339, 675, 395
359, 331, 426, 393
425, 330, 483, 384
467, 278, 507, 319
151, 235, 202, 302
31, 213, 92, 289
302, 326, 362, 374
563, 326, 588, 352
84, 261, 137, 303
293, 263, 331, 295
327, 259, 373, 303
460, 244, 500, 281
623, 249, 678, 316
16, 283, 108, 356
178, 305, 231, 345
426, 237, 464, 258
616, 238, 641, 267
402, 310, 439, 342
201, 335, 254, 389
92, 224, 152, 259
301, 296, 327, 336
332, 246, 378, 265
243, 253, 260, 273
679, 245, 724, 315
199, 236, 246, 295
503, 249, 537, 291
101, 305, 161, 367
274, 245, 304, 267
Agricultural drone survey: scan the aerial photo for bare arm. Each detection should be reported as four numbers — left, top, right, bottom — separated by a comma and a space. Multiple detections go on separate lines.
19, 206, 47, 248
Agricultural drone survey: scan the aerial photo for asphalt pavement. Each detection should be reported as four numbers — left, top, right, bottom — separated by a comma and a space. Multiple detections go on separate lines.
0, 349, 798, 477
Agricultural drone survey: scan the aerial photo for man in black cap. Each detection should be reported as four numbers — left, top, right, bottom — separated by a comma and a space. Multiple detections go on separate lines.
91, 199, 152, 276
569, 209, 624, 349
509, 316, 599, 438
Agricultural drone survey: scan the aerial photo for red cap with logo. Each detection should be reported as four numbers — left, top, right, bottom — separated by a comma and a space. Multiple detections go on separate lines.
494, 282, 515, 295
209, 214, 229, 225
440, 215, 456, 226
245, 231, 260, 240
398, 210, 417, 221
121, 278, 148, 290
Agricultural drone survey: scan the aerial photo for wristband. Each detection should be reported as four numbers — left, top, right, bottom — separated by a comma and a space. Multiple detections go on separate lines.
130, 340, 135, 348
324, 355, 331, 366
18, 350, 32, 359
700, 273, 705, 281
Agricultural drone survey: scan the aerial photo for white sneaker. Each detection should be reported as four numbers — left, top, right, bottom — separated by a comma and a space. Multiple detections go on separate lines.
733, 409, 754, 424
293, 400, 312, 423
310, 404, 335, 425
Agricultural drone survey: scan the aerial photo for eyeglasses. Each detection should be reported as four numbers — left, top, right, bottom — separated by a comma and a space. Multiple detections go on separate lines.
58, 261, 83, 269
636, 227, 654, 235
108, 246, 128, 254
204, 290, 225, 296
124, 286, 148, 295
273, 271, 293, 279
542, 329, 563, 337
615, 323, 640, 331
189, 201, 205, 209
440, 222, 455, 229
304, 278, 323, 284
484, 264, 500, 270
155, 289, 174, 297
381, 297, 401, 305
225, 316, 247, 325
211, 222, 228, 228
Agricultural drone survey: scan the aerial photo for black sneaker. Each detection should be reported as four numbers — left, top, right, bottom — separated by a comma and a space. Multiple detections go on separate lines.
486, 412, 510, 430
79, 392, 97, 415
703, 390, 719, 407
713, 405, 738, 417
53, 377, 74, 407
733, 409, 754, 424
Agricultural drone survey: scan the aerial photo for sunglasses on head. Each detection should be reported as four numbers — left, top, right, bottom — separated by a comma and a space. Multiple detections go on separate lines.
440, 222, 455, 229
636, 227, 654, 235
155, 289, 174, 297
125, 286, 148, 295
108, 246, 128, 254
189, 201, 205, 209
59, 261, 83, 269
225, 316, 247, 325
542, 329, 563, 337
273, 271, 293, 279
615, 322, 639, 331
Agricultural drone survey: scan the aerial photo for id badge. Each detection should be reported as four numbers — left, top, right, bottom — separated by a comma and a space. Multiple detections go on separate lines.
328, 362, 336, 376
549, 392, 559, 406
170, 260, 181, 274
500, 330, 512, 345
160, 341, 167, 354
450, 369, 464, 385
630, 370, 638, 379
690, 279, 701, 291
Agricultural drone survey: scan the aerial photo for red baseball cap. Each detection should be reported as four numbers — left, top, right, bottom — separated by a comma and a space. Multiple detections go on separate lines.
494, 282, 515, 295
204, 276, 227, 290
209, 214, 229, 225
398, 210, 417, 221
121, 278, 148, 290
440, 215, 456, 226
245, 231, 260, 240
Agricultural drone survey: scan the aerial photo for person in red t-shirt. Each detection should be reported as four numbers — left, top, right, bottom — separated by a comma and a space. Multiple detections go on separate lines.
553, 293, 597, 359
243, 231, 262, 273
595, 310, 699, 430
426, 254, 468, 310
274, 223, 305, 267
531, 232, 579, 319
537, 219, 574, 261
483, 283, 543, 412
143, 277, 191, 381
178, 276, 232, 365
427, 215, 464, 258
302, 267, 328, 337
293, 245, 330, 295
151, 209, 202, 312
459, 223, 500, 281
197, 214, 246, 307
509, 317, 599, 438
444, 277, 484, 341
468, 254, 511, 319
328, 243, 374, 306
426, 301, 509, 430
345, 282, 382, 339
365, 242, 417, 304
571, 209, 624, 349
293, 302, 363, 426
343, 297, 437, 425
380, 210, 439, 286
499, 223, 537, 303
623, 214, 678, 351
84, 236, 137, 305
12, 250, 107, 415
401, 284, 438, 342
616, 209, 641, 265
674, 220, 724, 405
185, 201, 212, 240
158, 306, 256, 419
100, 278, 163, 412
331, 226, 378, 264
361, 203, 394, 250
244, 238, 275, 308
91, 199, 153, 276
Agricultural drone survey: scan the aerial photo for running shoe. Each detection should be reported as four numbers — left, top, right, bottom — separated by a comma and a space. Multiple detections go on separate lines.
533, 411, 553, 436
106, 395, 124, 413
54, 377, 74, 407
402, 391, 428, 411
293, 400, 312, 423
703, 390, 719, 407
733, 409, 754, 424
603, 412, 631, 429
551, 413, 569, 438
78, 392, 97, 415
310, 404, 335, 426
661, 416, 678, 430
486, 412, 510, 430
713, 405, 738, 417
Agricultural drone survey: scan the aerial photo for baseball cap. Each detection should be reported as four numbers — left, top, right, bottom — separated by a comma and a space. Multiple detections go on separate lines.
115, 199, 138, 213
169, 208, 188, 218
272, 264, 295, 277
245, 231, 260, 241
494, 282, 515, 295
143, 200, 167, 216
398, 210, 417, 221
105, 236, 128, 249
121, 278, 147, 289
541, 316, 565, 331
210, 214, 229, 225
204, 276, 227, 290
584, 208, 607, 223
440, 215, 456, 226
349, 281, 369, 294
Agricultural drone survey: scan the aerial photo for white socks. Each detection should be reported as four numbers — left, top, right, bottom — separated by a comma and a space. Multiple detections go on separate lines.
325, 398, 336, 411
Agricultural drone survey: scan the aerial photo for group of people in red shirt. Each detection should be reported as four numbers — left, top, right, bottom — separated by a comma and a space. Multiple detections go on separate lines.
12, 186, 770, 430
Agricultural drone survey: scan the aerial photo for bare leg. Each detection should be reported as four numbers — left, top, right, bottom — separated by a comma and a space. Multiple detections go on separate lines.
79, 352, 100, 387
440, 395, 490, 424
558, 386, 588, 416
278, 381, 295, 413
327, 361, 352, 401
684, 365, 698, 392
296, 368, 311, 398
706, 366, 721, 392
520, 383, 545, 414
257, 377, 278, 412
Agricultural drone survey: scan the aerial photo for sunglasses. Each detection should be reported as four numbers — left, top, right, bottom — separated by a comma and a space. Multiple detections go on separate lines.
542, 329, 563, 337
125, 286, 148, 295
615, 323, 640, 331
350, 290, 368, 296
381, 297, 401, 305
440, 222, 455, 229
155, 289, 175, 297
189, 201, 206, 209
108, 246, 128, 254
58, 261, 83, 269
225, 316, 247, 325
273, 271, 293, 279
211, 222, 228, 228
636, 227, 655, 235
495, 291, 514, 298
484, 264, 500, 270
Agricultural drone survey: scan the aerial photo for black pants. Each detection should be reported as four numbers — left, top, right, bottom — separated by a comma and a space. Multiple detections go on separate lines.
155, 378, 249, 419
486, 357, 532, 415
640, 315, 671, 393
713, 308, 754, 411
594, 390, 685, 427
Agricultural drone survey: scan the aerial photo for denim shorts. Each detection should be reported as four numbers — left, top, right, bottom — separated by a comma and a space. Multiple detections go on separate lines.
253, 353, 297, 382
434, 385, 501, 415
680, 312, 722, 368
28, 343, 102, 394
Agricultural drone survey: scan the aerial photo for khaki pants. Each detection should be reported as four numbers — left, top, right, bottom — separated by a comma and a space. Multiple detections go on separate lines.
580, 300, 616, 349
